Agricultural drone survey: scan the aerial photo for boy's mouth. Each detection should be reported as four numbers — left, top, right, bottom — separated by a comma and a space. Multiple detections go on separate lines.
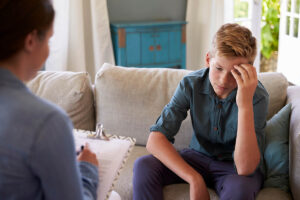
216, 85, 227, 91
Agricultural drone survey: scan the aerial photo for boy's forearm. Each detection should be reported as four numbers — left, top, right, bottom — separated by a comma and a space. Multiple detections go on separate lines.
234, 104, 260, 175
147, 132, 209, 199
147, 132, 204, 185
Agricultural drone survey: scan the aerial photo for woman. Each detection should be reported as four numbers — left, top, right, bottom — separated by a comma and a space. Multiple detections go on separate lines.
0, 0, 100, 199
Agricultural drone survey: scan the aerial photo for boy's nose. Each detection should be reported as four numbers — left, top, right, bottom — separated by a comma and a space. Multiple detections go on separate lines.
220, 73, 235, 86
220, 74, 230, 85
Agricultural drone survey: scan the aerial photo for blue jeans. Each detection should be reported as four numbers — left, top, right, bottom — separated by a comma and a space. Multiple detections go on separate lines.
133, 148, 263, 200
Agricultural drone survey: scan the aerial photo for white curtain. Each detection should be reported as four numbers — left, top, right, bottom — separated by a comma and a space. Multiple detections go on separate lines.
185, 0, 225, 70
46, 0, 115, 80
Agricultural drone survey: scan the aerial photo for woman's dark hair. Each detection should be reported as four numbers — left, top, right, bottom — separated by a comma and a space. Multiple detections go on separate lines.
0, 0, 55, 61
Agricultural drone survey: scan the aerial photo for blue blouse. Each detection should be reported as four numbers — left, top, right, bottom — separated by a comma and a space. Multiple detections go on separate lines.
0, 68, 98, 200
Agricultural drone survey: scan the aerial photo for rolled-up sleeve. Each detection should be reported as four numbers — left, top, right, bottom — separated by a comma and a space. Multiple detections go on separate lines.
150, 77, 191, 143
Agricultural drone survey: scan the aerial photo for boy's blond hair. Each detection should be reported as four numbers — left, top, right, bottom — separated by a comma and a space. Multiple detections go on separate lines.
210, 23, 257, 63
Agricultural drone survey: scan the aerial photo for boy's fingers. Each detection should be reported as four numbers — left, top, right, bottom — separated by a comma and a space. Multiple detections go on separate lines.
234, 65, 249, 82
240, 64, 256, 80
231, 69, 242, 85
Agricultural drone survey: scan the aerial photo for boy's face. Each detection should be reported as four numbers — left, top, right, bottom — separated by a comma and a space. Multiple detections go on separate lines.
206, 53, 251, 99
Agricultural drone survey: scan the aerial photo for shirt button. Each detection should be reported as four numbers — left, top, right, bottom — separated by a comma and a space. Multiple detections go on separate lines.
214, 127, 218, 131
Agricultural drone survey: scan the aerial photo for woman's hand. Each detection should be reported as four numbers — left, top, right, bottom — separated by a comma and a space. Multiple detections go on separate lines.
77, 143, 99, 167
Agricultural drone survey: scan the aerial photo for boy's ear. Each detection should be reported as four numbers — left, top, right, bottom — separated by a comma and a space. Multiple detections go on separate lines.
205, 52, 210, 67
24, 30, 38, 53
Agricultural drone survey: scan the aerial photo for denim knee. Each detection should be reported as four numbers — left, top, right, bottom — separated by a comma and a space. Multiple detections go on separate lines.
133, 155, 162, 184
219, 175, 260, 200
133, 156, 155, 176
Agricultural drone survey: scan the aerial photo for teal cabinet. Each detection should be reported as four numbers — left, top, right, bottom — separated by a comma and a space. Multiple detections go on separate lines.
110, 21, 187, 69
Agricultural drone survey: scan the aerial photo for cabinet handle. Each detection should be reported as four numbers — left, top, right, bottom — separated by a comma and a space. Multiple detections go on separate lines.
156, 45, 161, 51
149, 46, 154, 51
118, 28, 126, 47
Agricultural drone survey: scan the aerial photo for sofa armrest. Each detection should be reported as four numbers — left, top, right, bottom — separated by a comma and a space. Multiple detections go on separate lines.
286, 86, 300, 199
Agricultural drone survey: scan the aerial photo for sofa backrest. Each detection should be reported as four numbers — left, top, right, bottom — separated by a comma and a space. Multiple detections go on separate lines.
26, 65, 289, 149
27, 71, 95, 131
95, 63, 289, 149
258, 72, 289, 119
95, 63, 193, 148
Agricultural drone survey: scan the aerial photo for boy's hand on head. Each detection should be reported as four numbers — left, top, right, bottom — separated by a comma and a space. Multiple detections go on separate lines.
231, 64, 258, 108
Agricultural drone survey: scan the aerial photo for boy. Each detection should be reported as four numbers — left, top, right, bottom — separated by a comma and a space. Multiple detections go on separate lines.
133, 23, 269, 200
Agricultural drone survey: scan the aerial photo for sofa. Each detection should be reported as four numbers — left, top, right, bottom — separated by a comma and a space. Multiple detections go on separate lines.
27, 63, 300, 200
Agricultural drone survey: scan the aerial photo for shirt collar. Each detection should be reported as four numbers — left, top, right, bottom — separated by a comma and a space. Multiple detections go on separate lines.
198, 68, 211, 95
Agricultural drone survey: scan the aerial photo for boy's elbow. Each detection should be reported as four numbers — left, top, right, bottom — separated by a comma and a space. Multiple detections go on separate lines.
236, 167, 256, 176
146, 132, 159, 153
146, 140, 152, 153
146, 136, 152, 152
236, 158, 260, 176
146, 131, 168, 153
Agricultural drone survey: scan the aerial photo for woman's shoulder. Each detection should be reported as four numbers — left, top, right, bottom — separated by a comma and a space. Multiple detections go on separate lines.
18, 88, 71, 126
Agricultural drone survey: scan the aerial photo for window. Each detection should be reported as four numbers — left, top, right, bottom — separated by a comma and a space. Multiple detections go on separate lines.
233, 0, 252, 28
285, 0, 300, 37
277, 0, 300, 85
224, 0, 262, 70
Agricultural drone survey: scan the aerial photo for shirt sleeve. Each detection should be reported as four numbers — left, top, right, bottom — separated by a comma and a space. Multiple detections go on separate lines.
79, 162, 99, 199
29, 111, 98, 200
150, 77, 191, 143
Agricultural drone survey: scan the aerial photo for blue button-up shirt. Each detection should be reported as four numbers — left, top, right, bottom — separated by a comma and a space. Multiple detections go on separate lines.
0, 68, 98, 199
150, 68, 269, 173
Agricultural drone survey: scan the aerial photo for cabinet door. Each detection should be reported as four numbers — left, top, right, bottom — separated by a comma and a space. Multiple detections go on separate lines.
141, 33, 155, 65
155, 31, 169, 64
169, 30, 181, 63
126, 33, 141, 66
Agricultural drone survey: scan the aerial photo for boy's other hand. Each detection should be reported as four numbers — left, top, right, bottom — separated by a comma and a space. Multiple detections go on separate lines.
77, 143, 99, 167
189, 173, 210, 200
231, 64, 258, 108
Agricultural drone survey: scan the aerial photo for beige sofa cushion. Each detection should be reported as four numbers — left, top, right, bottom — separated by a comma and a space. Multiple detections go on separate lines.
258, 72, 289, 119
95, 63, 193, 148
162, 184, 292, 200
27, 71, 95, 131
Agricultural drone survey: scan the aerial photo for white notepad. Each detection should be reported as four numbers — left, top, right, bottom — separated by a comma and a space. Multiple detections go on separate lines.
73, 129, 136, 200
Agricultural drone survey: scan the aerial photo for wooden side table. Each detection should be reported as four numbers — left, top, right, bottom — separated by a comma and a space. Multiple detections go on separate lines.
110, 21, 187, 69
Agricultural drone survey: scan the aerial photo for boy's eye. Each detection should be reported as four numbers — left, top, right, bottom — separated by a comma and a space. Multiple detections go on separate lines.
216, 66, 222, 71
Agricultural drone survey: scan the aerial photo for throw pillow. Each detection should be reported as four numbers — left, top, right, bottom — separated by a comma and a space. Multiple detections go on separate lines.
264, 103, 291, 192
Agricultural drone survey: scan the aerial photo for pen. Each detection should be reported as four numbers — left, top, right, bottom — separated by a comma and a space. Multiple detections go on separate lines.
76, 145, 84, 155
